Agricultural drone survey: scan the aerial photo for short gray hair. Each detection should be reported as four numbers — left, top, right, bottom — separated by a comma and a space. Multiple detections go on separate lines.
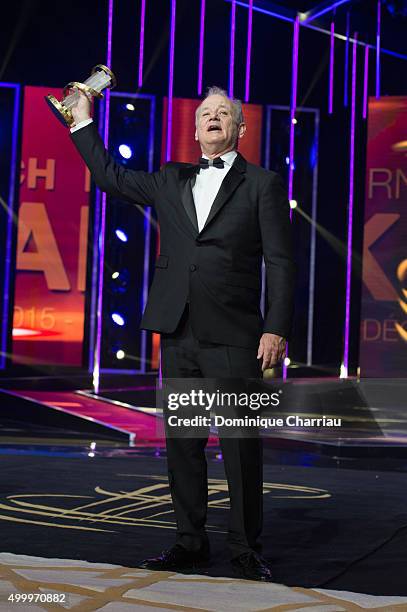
195, 86, 244, 126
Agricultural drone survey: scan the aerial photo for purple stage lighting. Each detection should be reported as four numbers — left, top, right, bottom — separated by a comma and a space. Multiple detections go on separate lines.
138, 0, 146, 88
304, 0, 351, 24
92, 0, 114, 393
344, 11, 350, 107
363, 45, 369, 119
329, 19, 335, 114
228, 0, 236, 98
343, 31, 358, 377
166, 0, 176, 161
376, 0, 381, 98
244, 0, 253, 102
198, 0, 206, 95
284, 14, 300, 381
288, 15, 300, 206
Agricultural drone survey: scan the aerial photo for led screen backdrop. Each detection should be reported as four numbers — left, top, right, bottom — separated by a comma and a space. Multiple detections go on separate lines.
12, 86, 90, 366
359, 96, 407, 377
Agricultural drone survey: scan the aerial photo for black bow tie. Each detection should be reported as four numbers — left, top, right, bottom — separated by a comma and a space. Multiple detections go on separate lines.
199, 156, 224, 169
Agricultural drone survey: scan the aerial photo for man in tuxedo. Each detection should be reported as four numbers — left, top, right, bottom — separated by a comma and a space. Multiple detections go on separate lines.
70, 86, 295, 581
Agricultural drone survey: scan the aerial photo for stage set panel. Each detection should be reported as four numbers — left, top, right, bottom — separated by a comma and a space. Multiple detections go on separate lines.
360, 96, 407, 377
95, 92, 156, 374
0, 83, 20, 370
12, 85, 90, 367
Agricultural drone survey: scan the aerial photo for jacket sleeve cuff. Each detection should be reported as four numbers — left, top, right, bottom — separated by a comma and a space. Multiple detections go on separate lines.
70, 118, 93, 133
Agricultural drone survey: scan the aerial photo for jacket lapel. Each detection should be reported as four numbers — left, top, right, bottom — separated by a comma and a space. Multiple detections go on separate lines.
201, 152, 246, 232
178, 165, 199, 235
176, 153, 247, 236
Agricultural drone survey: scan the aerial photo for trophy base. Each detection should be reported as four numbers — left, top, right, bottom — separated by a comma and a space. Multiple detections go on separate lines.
45, 95, 74, 127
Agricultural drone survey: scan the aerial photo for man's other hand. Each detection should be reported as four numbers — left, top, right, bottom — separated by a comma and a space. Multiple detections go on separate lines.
257, 333, 286, 371
71, 89, 92, 126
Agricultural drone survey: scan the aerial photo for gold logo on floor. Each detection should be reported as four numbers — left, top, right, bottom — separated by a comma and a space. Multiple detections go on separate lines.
0, 475, 329, 531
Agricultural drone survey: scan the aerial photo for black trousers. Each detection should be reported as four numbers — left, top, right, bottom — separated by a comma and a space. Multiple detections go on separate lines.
160, 304, 263, 558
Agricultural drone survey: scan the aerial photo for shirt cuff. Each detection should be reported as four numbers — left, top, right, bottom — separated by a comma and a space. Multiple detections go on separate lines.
70, 118, 93, 133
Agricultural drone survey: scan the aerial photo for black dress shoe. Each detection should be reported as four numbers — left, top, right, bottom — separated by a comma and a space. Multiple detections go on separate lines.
138, 544, 210, 571
230, 552, 273, 582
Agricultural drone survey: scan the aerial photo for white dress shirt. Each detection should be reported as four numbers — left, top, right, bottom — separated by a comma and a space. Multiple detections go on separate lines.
70, 121, 237, 233
70, 118, 93, 133
193, 150, 237, 232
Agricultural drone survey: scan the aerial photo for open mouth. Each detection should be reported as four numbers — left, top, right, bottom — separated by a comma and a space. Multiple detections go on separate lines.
207, 125, 221, 132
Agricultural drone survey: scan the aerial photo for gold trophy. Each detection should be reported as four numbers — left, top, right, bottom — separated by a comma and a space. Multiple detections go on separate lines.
45, 64, 117, 127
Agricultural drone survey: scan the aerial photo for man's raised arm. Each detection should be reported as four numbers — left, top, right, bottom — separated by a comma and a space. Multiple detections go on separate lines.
70, 90, 165, 206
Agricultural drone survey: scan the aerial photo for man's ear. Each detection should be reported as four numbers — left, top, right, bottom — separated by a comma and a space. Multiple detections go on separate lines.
194, 128, 198, 141
238, 123, 247, 139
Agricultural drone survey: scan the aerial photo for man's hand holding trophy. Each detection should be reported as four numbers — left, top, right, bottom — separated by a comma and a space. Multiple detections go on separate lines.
45, 64, 116, 127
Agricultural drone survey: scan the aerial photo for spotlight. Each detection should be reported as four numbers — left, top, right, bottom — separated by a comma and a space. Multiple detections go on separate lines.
292, 118, 297, 124
289, 200, 298, 209
284, 357, 291, 366
109, 268, 129, 295
126, 103, 135, 111
111, 313, 125, 326
115, 229, 128, 242
116, 349, 125, 360
339, 364, 348, 379
285, 156, 290, 165
118, 144, 133, 159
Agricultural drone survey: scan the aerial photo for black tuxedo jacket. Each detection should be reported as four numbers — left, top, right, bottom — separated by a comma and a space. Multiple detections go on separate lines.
71, 122, 296, 349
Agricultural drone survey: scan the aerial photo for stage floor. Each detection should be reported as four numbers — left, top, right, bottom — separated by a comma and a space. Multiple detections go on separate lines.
2, 551, 407, 611
1, 376, 407, 598
0, 448, 406, 596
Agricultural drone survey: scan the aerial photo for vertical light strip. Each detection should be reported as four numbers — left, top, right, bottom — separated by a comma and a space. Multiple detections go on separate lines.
262, 106, 273, 319
244, 0, 253, 102
197, 0, 206, 95
264, 106, 272, 171
288, 15, 299, 206
88, 134, 103, 372
0, 83, 20, 368
328, 18, 335, 114
166, 0, 176, 161
363, 44, 369, 119
344, 10, 350, 106
93, 0, 114, 393
138, 0, 146, 88
342, 32, 357, 378
375, 0, 381, 99
306, 109, 320, 366
228, 0, 236, 98
284, 14, 300, 380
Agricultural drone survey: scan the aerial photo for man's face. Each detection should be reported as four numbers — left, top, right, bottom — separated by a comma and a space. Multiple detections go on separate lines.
195, 94, 244, 154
